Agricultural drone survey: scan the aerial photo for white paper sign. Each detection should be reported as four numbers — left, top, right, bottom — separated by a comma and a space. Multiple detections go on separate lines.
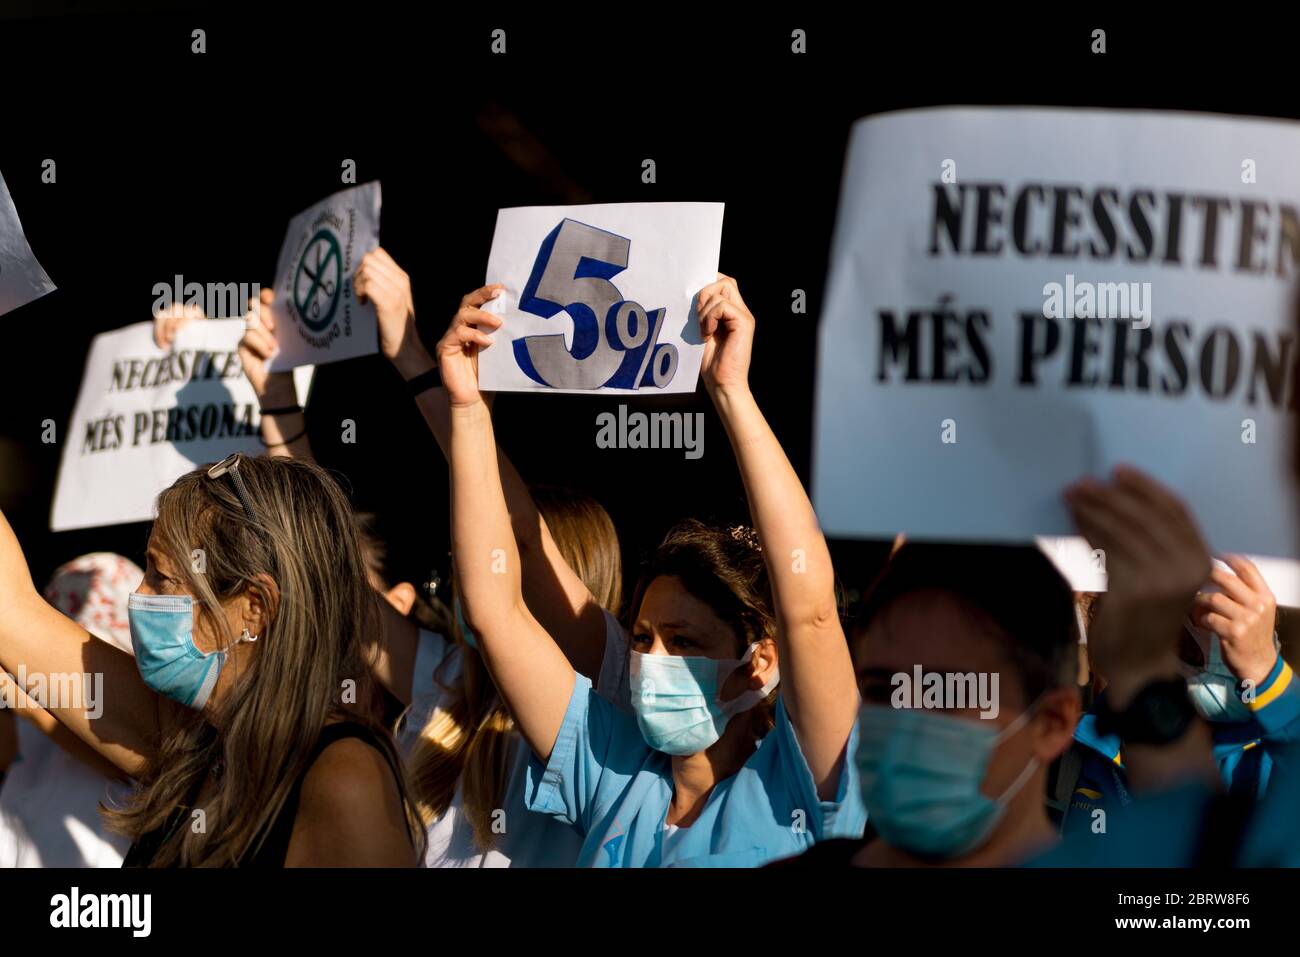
478, 202, 724, 394
813, 108, 1300, 560
1038, 536, 1300, 608
52, 320, 312, 531
0, 170, 55, 316
266, 182, 381, 371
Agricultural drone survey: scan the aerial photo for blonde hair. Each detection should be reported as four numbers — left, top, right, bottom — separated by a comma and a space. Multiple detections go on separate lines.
408, 487, 621, 849
104, 456, 423, 866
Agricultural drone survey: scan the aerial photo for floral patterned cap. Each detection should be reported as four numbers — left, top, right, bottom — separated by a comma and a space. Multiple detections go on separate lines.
42, 552, 144, 655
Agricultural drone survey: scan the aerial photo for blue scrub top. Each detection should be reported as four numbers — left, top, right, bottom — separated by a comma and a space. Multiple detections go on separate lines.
401, 615, 633, 868
523, 673, 867, 867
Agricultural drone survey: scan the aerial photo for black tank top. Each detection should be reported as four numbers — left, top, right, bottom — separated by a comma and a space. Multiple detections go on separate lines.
123, 721, 403, 868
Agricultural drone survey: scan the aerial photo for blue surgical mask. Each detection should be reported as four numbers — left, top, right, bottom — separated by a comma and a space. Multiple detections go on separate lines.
454, 594, 477, 651
629, 644, 779, 755
127, 593, 251, 710
1178, 620, 1252, 724
853, 703, 1039, 860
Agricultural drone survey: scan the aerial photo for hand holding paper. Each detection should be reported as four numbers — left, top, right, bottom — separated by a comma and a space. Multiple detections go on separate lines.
478, 202, 724, 394
437, 285, 504, 408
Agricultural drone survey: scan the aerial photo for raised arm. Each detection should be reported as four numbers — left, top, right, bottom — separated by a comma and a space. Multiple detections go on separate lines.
238, 288, 314, 461
438, 296, 576, 761
697, 275, 859, 797
1065, 466, 1220, 793
0, 672, 129, 780
358, 255, 609, 677
0, 511, 160, 776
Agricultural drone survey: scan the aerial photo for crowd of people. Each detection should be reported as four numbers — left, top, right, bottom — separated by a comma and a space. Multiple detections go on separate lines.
0, 247, 1296, 868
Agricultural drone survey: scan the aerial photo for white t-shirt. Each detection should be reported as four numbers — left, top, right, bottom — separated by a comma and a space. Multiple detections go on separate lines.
0, 717, 132, 868
398, 611, 629, 868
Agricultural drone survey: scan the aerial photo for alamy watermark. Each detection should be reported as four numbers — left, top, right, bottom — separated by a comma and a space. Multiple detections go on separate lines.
596, 404, 704, 460
1, 667, 104, 719
152, 275, 260, 320
891, 665, 1000, 718
1043, 273, 1152, 329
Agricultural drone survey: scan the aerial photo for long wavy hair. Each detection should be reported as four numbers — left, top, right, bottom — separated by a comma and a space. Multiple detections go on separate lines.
407, 487, 621, 850
103, 455, 423, 866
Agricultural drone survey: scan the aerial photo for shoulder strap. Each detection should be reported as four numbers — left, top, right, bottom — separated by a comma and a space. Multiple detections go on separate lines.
1048, 742, 1085, 820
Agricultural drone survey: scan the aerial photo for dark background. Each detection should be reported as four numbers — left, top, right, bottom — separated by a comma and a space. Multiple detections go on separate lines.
1, 6, 1297, 610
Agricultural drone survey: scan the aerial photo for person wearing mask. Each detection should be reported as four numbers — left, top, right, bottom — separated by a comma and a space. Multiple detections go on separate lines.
239, 248, 635, 866
1061, 554, 1295, 838
775, 543, 1082, 867
0, 454, 421, 866
441, 275, 864, 867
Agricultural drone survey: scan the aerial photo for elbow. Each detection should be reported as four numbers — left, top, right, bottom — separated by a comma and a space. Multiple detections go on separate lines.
780, 597, 842, 641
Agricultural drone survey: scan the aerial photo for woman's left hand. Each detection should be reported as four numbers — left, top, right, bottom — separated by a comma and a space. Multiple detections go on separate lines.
697, 273, 754, 395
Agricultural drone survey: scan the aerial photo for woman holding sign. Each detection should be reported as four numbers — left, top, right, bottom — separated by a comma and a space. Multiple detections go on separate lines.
0, 456, 422, 866
240, 247, 635, 866
441, 275, 865, 866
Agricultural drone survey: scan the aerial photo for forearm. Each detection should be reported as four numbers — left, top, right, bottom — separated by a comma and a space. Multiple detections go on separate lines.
0, 596, 154, 776
448, 399, 574, 759
709, 384, 837, 628
403, 343, 605, 675
709, 383, 857, 794
0, 515, 155, 775
13, 695, 130, 781
257, 376, 312, 460
1107, 655, 1221, 795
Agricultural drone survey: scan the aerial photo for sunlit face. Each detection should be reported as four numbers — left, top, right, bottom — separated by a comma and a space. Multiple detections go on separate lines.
631, 574, 775, 703
137, 531, 253, 658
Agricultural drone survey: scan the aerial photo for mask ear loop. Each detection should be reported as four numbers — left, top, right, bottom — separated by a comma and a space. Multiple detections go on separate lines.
718, 642, 780, 719
989, 695, 1046, 806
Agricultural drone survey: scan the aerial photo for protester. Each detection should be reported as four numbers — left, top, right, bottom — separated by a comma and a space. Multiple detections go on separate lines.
238, 247, 634, 865
439, 274, 864, 867
775, 543, 1081, 866
0, 553, 139, 867
1061, 554, 1295, 838
402, 486, 624, 867
0, 455, 422, 866
1029, 466, 1230, 865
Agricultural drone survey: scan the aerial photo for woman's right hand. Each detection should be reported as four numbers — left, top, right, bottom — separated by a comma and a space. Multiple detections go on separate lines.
238, 288, 296, 405
436, 285, 502, 408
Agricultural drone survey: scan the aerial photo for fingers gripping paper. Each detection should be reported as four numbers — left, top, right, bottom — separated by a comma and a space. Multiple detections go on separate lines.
266, 181, 381, 371
0, 170, 55, 317
477, 203, 724, 394
51, 320, 313, 531
813, 108, 1300, 559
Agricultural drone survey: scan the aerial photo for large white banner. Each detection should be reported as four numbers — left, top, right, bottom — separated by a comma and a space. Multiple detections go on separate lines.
266, 182, 381, 372
478, 202, 724, 394
813, 108, 1300, 560
52, 320, 312, 531
0, 170, 55, 317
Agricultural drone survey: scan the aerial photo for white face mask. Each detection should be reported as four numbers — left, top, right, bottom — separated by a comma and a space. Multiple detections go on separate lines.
1177, 618, 1251, 724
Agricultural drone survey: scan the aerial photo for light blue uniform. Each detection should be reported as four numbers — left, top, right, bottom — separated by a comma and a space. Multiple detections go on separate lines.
400, 614, 633, 868
523, 672, 867, 867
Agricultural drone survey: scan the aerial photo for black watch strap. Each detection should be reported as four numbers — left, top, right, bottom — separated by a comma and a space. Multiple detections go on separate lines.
405, 366, 441, 397
1094, 676, 1196, 746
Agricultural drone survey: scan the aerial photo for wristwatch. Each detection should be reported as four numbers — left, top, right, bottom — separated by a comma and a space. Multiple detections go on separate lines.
1093, 676, 1196, 745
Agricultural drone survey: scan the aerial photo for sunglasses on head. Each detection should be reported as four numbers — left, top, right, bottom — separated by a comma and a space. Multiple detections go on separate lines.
207, 453, 259, 524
